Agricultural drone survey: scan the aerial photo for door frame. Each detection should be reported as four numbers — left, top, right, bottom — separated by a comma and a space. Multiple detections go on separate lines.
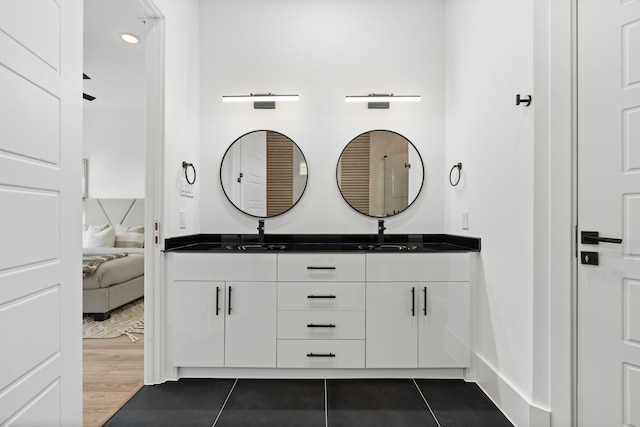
535, 0, 576, 426
137, 0, 165, 385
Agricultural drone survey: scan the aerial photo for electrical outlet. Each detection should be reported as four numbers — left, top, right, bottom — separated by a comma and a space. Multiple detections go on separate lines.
179, 210, 187, 229
462, 211, 469, 230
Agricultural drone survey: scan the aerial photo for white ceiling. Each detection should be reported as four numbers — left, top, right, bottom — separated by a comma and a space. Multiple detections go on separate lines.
83, 0, 148, 111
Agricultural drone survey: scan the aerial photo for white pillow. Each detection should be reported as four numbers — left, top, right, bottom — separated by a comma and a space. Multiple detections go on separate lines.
115, 224, 144, 234
83, 226, 116, 248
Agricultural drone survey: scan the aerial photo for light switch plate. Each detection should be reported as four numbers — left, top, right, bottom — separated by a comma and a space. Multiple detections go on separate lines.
180, 178, 194, 198
179, 210, 186, 229
462, 211, 469, 230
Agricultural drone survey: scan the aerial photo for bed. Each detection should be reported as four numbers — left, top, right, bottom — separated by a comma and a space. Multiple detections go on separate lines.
83, 198, 145, 320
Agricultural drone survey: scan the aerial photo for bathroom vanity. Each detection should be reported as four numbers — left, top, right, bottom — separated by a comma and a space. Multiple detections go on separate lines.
163, 234, 480, 380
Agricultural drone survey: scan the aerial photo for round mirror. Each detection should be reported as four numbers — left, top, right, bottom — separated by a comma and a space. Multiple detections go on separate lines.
337, 130, 424, 217
220, 130, 308, 218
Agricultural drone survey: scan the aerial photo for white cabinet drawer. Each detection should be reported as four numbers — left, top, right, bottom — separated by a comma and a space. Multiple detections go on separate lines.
278, 254, 365, 282
277, 311, 365, 340
277, 340, 364, 368
366, 253, 470, 282
278, 282, 365, 310
167, 252, 277, 281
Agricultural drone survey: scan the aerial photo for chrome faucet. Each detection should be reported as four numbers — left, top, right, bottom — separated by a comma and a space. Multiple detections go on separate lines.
378, 219, 386, 243
258, 219, 265, 244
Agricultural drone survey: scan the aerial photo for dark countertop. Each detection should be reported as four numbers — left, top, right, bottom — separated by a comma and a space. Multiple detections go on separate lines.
164, 233, 481, 253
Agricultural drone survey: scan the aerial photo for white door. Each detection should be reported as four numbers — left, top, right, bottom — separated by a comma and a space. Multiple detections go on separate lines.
0, 1, 83, 425
578, 1, 640, 426
239, 131, 267, 217
224, 282, 277, 367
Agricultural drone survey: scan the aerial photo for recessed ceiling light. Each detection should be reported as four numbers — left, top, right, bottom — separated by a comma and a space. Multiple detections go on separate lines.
120, 33, 139, 44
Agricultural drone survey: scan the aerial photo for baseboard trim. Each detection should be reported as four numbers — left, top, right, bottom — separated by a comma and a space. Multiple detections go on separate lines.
474, 354, 550, 427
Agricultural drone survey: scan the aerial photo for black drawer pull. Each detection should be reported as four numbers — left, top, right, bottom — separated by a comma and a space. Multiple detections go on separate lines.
228, 286, 232, 315
307, 323, 336, 328
307, 353, 336, 358
307, 266, 336, 270
307, 295, 336, 299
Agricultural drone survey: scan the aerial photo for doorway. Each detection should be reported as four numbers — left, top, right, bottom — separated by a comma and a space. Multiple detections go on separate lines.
82, 0, 163, 424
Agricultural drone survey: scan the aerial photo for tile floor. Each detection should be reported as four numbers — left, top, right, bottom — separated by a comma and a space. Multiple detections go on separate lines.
103, 378, 513, 427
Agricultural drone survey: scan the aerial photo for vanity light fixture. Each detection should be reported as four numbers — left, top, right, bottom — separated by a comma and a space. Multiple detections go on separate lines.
222, 93, 299, 109
345, 94, 421, 109
120, 33, 139, 44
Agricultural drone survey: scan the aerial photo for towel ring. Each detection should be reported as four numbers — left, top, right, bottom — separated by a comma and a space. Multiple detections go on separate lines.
182, 161, 196, 185
449, 162, 462, 186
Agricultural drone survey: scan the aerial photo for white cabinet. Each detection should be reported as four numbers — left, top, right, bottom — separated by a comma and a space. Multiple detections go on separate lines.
168, 281, 225, 367
225, 282, 277, 367
166, 251, 472, 373
366, 282, 418, 368
167, 253, 277, 368
366, 253, 471, 369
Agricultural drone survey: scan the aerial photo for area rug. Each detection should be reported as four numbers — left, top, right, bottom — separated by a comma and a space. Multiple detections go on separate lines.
83, 298, 144, 342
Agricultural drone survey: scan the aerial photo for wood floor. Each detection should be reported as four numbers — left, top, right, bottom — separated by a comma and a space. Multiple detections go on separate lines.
83, 335, 144, 427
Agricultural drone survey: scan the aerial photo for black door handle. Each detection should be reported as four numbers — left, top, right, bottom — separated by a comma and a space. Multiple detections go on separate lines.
411, 287, 415, 317
581, 231, 622, 244
228, 286, 232, 315
216, 286, 220, 316
423, 287, 427, 316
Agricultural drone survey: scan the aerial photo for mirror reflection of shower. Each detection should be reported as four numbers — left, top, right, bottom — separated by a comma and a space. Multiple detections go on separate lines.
337, 130, 423, 218
381, 151, 409, 216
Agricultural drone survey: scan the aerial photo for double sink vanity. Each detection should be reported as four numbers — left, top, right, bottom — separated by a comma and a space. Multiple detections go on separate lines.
163, 233, 480, 379
162, 128, 480, 380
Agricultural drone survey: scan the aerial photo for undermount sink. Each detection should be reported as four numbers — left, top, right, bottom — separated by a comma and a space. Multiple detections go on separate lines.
225, 243, 287, 251
357, 243, 419, 251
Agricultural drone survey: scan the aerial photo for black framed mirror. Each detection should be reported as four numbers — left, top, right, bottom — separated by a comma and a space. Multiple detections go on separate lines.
220, 130, 308, 218
336, 130, 424, 217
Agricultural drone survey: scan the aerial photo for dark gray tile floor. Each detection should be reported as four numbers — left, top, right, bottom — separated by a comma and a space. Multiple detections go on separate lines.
104, 378, 513, 427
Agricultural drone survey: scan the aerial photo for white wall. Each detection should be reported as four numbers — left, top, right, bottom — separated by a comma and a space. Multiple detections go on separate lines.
83, 108, 145, 197
444, 0, 538, 425
198, 0, 446, 235
154, 0, 200, 237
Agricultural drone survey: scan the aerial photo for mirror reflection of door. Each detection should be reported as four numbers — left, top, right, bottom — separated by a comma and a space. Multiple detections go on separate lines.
220, 130, 308, 218
337, 130, 423, 217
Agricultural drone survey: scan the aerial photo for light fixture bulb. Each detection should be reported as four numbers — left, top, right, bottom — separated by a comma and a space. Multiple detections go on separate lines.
345, 95, 421, 103
120, 33, 139, 44
222, 94, 299, 103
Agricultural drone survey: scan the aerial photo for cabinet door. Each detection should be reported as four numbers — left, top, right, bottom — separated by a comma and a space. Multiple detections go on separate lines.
225, 282, 277, 367
168, 281, 225, 367
366, 282, 418, 368
418, 282, 470, 368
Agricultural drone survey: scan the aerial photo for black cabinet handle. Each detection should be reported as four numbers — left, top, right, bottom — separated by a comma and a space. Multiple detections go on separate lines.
216, 286, 220, 316
307, 266, 336, 270
411, 287, 416, 316
307, 295, 336, 299
307, 324, 336, 328
423, 287, 427, 316
228, 286, 232, 315
306, 353, 336, 358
